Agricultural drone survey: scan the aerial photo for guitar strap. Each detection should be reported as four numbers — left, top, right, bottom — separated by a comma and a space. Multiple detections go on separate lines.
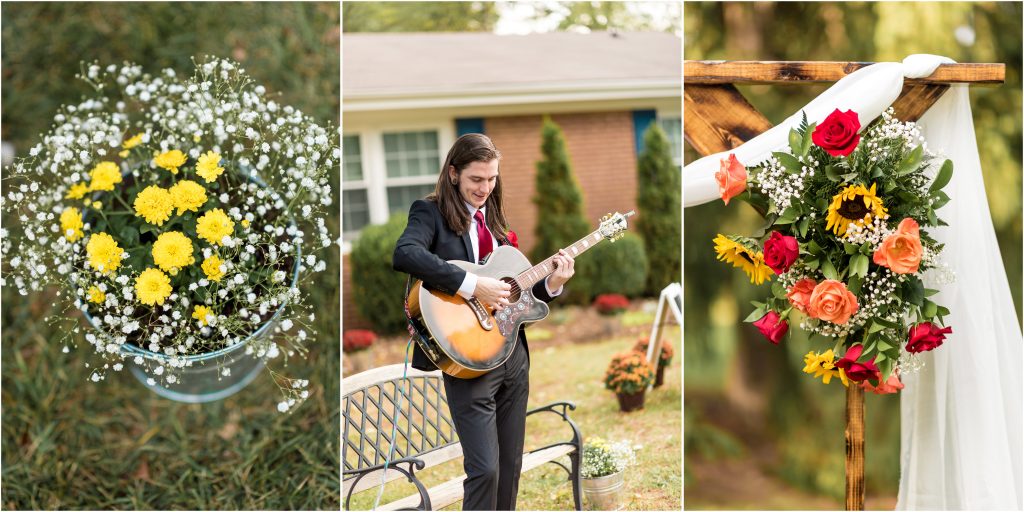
402, 276, 441, 367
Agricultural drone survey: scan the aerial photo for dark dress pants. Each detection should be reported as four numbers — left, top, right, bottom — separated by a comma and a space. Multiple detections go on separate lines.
442, 339, 530, 511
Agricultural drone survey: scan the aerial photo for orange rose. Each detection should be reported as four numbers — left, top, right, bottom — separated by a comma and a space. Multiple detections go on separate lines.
715, 153, 747, 205
807, 279, 859, 325
787, 278, 817, 313
873, 218, 923, 274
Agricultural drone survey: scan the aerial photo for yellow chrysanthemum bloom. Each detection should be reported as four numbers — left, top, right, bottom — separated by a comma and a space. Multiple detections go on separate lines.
88, 161, 122, 192
201, 254, 226, 282
135, 268, 172, 306
153, 149, 187, 174
65, 183, 90, 200
195, 151, 225, 183
825, 183, 888, 237
192, 305, 214, 326
87, 286, 106, 304
86, 232, 124, 274
713, 234, 773, 285
169, 179, 208, 215
134, 185, 174, 226
802, 350, 849, 386
152, 231, 195, 275
59, 207, 84, 242
196, 208, 235, 245
119, 133, 144, 158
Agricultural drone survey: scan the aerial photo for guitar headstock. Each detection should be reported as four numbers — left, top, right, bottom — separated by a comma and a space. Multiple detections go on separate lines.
598, 210, 635, 242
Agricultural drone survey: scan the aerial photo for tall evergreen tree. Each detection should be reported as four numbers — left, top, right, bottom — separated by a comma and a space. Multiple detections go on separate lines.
636, 123, 681, 293
531, 116, 591, 265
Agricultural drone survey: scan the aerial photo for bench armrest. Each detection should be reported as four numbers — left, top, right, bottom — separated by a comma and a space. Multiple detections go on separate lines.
343, 457, 432, 511
526, 401, 582, 453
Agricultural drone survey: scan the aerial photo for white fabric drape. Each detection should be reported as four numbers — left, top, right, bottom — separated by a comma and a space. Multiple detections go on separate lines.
683, 54, 1023, 510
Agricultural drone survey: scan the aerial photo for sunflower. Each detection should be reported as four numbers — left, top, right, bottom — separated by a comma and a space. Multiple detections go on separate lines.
713, 234, 774, 285
825, 183, 888, 237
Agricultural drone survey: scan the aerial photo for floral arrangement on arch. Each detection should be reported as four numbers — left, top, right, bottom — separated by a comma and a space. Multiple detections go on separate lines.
580, 437, 638, 479
603, 350, 655, 395
713, 108, 954, 394
0, 57, 339, 411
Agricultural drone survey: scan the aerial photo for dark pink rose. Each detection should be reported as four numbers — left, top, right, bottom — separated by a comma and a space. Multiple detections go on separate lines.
812, 109, 861, 157
505, 230, 519, 248
835, 344, 880, 382
907, 322, 952, 353
753, 311, 788, 345
763, 231, 799, 274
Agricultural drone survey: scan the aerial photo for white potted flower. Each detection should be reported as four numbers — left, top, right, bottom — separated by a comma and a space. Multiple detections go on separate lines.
580, 437, 638, 511
1, 58, 338, 410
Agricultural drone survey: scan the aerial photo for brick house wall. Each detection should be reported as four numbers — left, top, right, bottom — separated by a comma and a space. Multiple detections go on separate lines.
342, 110, 640, 331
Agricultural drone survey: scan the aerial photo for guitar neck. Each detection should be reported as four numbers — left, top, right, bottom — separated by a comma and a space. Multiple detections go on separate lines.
516, 229, 605, 289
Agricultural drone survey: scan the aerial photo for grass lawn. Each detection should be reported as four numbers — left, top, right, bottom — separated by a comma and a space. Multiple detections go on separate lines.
345, 326, 681, 511
2, 283, 340, 509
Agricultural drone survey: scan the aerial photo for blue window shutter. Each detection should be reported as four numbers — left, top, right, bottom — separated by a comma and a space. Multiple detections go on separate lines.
632, 110, 657, 154
456, 118, 485, 136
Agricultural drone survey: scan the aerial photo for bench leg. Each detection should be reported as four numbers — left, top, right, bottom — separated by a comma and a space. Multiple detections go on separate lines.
569, 450, 582, 511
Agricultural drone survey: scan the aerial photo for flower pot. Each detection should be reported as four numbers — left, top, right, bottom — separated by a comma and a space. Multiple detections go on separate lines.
616, 390, 645, 412
82, 242, 300, 404
654, 364, 666, 388
582, 470, 626, 511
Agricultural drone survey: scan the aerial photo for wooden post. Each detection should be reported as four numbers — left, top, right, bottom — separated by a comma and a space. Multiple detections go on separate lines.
682, 60, 1004, 510
845, 385, 865, 510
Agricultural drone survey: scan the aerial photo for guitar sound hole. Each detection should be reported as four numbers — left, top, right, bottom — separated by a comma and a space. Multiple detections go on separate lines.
501, 277, 521, 303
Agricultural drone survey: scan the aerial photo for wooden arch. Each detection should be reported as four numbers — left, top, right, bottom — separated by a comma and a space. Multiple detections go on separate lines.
683, 60, 1005, 510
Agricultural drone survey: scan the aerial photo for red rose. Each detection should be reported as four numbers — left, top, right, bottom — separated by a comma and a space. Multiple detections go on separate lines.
505, 230, 519, 248
763, 231, 799, 274
812, 109, 861, 157
834, 344, 880, 382
753, 311, 788, 345
906, 322, 952, 353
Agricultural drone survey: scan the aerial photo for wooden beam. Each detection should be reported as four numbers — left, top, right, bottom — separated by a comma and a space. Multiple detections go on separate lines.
685, 61, 1005, 85
684, 84, 774, 156
892, 84, 951, 123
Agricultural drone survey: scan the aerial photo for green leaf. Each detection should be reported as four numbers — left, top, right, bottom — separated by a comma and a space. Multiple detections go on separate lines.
825, 164, 842, 182
877, 339, 893, 351
922, 300, 938, 318
744, 307, 767, 323
807, 240, 823, 255
797, 217, 810, 238
929, 159, 953, 192
821, 257, 838, 281
897, 144, 924, 175
851, 254, 869, 278
801, 123, 815, 156
868, 321, 887, 334
775, 208, 799, 225
847, 274, 862, 295
789, 128, 803, 156
931, 190, 951, 210
875, 352, 887, 363
775, 152, 802, 174
878, 357, 894, 380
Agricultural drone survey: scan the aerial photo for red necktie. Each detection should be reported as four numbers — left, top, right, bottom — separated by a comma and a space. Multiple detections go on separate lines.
474, 209, 493, 263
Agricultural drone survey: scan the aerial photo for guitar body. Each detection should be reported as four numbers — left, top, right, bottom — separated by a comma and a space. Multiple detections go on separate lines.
407, 245, 550, 378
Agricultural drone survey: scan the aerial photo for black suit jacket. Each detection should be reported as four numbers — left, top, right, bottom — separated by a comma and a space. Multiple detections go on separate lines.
393, 199, 557, 372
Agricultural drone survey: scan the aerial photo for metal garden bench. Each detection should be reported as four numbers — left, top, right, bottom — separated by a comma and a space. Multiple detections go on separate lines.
342, 364, 583, 510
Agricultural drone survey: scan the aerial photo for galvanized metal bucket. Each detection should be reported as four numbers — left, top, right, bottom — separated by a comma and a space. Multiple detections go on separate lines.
582, 470, 625, 511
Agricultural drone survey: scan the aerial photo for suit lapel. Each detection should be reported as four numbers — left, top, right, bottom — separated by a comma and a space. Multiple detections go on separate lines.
460, 230, 474, 263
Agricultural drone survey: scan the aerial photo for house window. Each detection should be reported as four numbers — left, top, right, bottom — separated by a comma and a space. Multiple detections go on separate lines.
341, 127, 447, 245
342, 134, 370, 236
383, 130, 441, 216
658, 116, 682, 165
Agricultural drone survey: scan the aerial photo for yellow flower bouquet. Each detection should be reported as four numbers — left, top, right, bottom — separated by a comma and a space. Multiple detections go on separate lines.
1, 58, 338, 411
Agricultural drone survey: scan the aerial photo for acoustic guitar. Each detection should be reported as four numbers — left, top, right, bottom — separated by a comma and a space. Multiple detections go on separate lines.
406, 211, 634, 378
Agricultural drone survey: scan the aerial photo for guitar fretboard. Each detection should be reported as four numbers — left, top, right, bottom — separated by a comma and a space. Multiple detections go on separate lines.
515, 230, 605, 290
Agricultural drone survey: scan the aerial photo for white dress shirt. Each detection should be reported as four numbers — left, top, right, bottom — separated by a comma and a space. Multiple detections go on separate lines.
456, 202, 563, 299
